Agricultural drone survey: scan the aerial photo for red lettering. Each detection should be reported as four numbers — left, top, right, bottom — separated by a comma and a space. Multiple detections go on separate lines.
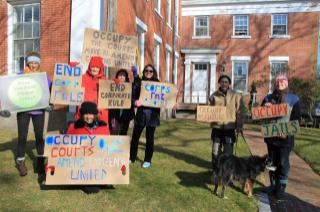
51, 147, 58, 158
59, 147, 66, 156
87, 146, 94, 156
283, 104, 288, 116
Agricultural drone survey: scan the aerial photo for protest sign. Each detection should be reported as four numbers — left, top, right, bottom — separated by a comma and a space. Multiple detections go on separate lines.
139, 81, 177, 108
196, 105, 227, 123
260, 120, 300, 138
98, 80, 132, 109
44, 134, 130, 185
81, 28, 138, 69
0, 73, 50, 112
50, 63, 84, 106
251, 103, 289, 120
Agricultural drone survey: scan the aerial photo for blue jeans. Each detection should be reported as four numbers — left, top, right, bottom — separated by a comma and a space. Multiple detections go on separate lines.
267, 143, 291, 186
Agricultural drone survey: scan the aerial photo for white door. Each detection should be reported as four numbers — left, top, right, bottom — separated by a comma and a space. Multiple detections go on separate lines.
192, 63, 208, 104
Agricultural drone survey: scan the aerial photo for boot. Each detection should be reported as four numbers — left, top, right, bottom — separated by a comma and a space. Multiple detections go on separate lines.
37, 157, 45, 174
16, 160, 28, 176
275, 183, 286, 200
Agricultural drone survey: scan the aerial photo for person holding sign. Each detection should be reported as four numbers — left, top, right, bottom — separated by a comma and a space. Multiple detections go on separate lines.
108, 69, 135, 135
0, 52, 51, 177
209, 75, 244, 172
130, 64, 160, 168
75, 56, 109, 124
67, 101, 110, 193
261, 74, 300, 200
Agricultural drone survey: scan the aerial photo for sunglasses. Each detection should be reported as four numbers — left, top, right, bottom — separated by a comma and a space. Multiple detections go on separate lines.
145, 69, 154, 73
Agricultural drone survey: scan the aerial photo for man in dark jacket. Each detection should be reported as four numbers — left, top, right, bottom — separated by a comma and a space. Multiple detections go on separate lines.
262, 74, 300, 200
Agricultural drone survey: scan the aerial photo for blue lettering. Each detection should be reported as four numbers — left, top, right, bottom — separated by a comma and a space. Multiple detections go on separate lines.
56, 64, 63, 75
166, 86, 170, 93
54, 136, 61, 145
88, 135, 96, 145
74, 66, 81, 76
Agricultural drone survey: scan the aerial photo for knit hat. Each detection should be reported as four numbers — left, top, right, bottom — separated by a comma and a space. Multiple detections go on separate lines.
87, 56, 105, 77
79, 102, 98, 115
26, 52, 41, 64
218, 74, 231, 84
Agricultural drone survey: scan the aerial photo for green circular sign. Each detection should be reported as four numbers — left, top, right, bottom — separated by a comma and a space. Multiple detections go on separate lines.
8, 77, 43, 108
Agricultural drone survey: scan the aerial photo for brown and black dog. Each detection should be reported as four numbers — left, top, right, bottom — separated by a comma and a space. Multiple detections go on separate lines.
212, 153, 272, 198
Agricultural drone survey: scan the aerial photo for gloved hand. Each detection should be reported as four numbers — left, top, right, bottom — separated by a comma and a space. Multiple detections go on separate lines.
45, 105, 54, 112
113, 79, 121, 85
0, 110, 11, 118
131, 66, 138, 77
135, 100, 142, 107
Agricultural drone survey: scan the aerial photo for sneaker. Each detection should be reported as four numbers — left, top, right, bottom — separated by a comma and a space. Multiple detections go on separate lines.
129, 160, 132, 164
142, 162, 151, 168
16, 160, 28, 176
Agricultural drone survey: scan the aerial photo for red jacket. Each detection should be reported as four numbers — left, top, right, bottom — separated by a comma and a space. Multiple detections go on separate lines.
75, 56, 109, 123
67, 120, 110, 135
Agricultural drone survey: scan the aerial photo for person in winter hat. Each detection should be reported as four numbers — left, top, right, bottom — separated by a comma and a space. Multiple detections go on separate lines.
75, 56, 109, 124
67, 101, 110, 193
0, 51, 51, 177
209, 74, 245, 173
261, 74, 300, 200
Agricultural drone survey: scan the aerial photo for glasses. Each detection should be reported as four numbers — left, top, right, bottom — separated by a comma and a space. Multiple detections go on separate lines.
145, 69, 154, 73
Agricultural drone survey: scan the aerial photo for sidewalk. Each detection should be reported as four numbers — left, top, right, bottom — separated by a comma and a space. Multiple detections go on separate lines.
244, 128, 320, 212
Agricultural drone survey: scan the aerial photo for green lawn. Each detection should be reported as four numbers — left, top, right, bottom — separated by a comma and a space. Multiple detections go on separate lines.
0, 120, 258, 211
246, 124, 320, 174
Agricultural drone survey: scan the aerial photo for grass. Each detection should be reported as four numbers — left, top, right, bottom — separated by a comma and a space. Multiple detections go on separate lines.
246, 123, 320, 174
0, 119, 258, 211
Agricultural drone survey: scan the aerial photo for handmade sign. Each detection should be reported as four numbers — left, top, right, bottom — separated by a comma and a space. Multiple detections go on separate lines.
81, 28, 138, 69
196, 105, 227, 123
261, 120, 300, 138
139, 81, 177, 108
44, 134, 130, 185
0, 73, 50, 112
98, 80, 132, 109
251, 103, 289, 120
50, 63, 84, 105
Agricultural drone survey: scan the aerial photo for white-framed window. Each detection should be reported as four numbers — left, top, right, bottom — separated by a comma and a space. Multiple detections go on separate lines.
12, 3, 40, 73
154, 33, 162, 78
269, 57, 289, 91
155, 0, 161, 16
194, 16, 209, 37
167, 0, 171, 27
231, 56, 250, 93
271, 14, 288, 36
233, 15, 249, 36
136, 17, 148, 73
175, 0, 179, 36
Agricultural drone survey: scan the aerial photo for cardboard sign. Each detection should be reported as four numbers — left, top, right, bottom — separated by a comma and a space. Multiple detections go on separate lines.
98, 80, 132, 109
44, 134, 130, 185
0, 73, 50, 112
251, 104, 289, 120
81, 28, 138, 69
139, 81, 177, 108
261, 120, 300, 138
196, 105, 227, 123
50, 63, 84, 106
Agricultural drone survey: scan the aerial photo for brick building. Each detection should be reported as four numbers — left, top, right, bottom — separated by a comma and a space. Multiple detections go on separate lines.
0, 0, 181, 83
180, 0, 320, 105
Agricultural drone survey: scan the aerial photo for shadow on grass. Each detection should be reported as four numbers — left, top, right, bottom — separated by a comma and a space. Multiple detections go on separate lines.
175, 171, 212, 192
0, 138, 39, 174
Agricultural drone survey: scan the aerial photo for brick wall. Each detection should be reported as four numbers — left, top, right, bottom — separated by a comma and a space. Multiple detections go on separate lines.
0, 2, 7, 75
181, 12, 319, 96
40, 0, 71, 79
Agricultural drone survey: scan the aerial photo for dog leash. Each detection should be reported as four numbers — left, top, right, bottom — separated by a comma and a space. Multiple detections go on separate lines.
234, 131, 252, 156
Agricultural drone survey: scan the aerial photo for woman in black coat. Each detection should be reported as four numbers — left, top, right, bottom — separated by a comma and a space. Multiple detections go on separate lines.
108, 69, 135, 135
129, 64, 160, 168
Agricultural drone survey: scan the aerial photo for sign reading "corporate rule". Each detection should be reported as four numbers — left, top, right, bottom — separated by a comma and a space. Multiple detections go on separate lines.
44, 134, 130, 185
81, 28, 138, 69
251, 104, 289, 120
